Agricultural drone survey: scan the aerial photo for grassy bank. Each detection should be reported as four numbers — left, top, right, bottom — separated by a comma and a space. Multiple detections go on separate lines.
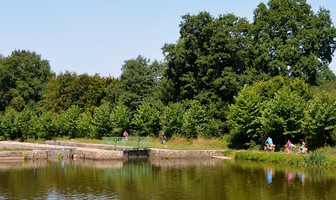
55, 136, 227, 150
235, 150, 336, 168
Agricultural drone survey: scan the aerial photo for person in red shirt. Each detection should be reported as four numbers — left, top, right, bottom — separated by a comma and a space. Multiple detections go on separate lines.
123, 130, 128, 141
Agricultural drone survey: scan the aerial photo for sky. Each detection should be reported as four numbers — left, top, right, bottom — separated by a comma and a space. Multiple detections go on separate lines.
1, 0, 336, 78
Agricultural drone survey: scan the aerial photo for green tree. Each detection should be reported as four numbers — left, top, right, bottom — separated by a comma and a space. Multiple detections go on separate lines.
250, 0, 336, 85
0, 109, 20, 140
161, 102, 184, 138
303, 91, 336, 148
41, 71, 112, 112
227, 76, 310, 149
110, 105, 131, 136
262, 88, 306, 144
0, 50, 53, 111
33, 111, 58, 140
91, 106, 112, 139
16, 108, 38, 140
77, 111, 94, 138
162, 12, 250, 103
118, 56, 162, 113
181, 100, 207, 138
227, 85, 264, 149
133, 101, 160, 136
61, 106, 82, 138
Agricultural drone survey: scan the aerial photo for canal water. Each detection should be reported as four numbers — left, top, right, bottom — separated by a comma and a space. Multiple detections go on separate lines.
0, 158, 335, 200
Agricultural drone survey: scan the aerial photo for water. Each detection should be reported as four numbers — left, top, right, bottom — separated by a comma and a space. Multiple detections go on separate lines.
0, 159, 335, 200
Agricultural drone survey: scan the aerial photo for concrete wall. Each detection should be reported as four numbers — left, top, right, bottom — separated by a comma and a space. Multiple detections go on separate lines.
0, 150, 73, 160
75, 149, 123, 160
149, 149, 223, 158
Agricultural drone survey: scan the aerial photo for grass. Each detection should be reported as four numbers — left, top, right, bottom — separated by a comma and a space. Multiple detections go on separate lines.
146, 136, 227, 150
55, 136, 228, 150
0, 147, 32, 151
235, 150, 336, 168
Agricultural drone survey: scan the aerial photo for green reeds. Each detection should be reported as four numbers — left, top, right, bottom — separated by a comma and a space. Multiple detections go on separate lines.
235, 151, 336, 167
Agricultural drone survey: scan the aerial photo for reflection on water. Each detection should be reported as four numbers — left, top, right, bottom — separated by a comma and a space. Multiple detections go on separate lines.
265, 168, 273, 184
265, 168, 306, 186
0, 159, 335, 200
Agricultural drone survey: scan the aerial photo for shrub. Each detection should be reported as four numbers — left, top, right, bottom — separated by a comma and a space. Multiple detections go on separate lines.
182, 100, 207, 138
110, 105, 131, 136
161, 102, 184, 138
133, 101, 160, 136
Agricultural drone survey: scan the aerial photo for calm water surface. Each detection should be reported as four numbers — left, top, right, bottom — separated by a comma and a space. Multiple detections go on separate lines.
0, 158, 335, 200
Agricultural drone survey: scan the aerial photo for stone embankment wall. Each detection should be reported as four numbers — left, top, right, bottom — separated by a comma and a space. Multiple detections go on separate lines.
75, 149, 123, 160
0, 150, 73, 160
0, 141, 224, 160
149, 149, 223, 158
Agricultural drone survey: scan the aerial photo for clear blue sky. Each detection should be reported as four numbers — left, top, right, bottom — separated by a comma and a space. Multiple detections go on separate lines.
1, 0, 335, 77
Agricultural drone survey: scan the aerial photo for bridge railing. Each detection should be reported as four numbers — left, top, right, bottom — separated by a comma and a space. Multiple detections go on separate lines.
102, 137, 151, 150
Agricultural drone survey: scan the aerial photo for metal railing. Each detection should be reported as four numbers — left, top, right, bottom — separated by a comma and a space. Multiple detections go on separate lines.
102, 137, 151, 150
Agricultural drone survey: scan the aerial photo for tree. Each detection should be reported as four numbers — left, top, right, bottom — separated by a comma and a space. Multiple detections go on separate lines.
181, 100, 207, 138
118, 56, 162, 113
61, 105, 82, 138
110, 105, 131, 136
77, 111, 94, 138
91, 106, 112, 139
227, 76, 310, 149
262, 88, 306, 144
0, 109, 20, 140
303, 91, 336, 148
250, 0, 336, 85
162, 12, 251, 103
0, 50, 53, 111
41, 71, 112, 112
161, 102, 184, 138
133, 101, 160, 136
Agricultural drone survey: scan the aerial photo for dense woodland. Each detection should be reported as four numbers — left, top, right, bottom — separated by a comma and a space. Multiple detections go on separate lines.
1, 0, 336, 149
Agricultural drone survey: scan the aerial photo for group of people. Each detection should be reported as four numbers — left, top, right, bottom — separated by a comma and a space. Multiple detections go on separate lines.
264, 136, 307, 154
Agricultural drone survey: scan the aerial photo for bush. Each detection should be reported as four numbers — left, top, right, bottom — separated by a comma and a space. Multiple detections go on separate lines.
133, 101, 160, 136
110, 105, 131, 136
303, 92, 336, 149
91, 106, 112, 139
160, 102, 184, 138
182, 100, 207, 138
77, 111, 94, 138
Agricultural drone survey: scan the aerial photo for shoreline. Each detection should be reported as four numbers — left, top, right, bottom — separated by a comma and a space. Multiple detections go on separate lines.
0, 141, 224, 160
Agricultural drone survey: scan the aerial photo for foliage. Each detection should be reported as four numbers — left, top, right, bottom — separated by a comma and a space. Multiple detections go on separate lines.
250, 0, 336, 85
0, 109, 20, 140
16, 108, 38, 140
162, 12, 250, 103
303, 91, 336, 148
228, 76, 310, 149
110, 105, 131, 136
227, 83, 264, 149
41, 71, 112, 112
262, 88, 306, 144
76, 111, 93, 138
91, 106, 112, 139
182, 100, 207, 138
118, 56, 162, 113
133, 102, 160, 136
61, 106, 82, 138
1, 0, 336, 143
160, 102, 184, 138
0, 50, 53, 111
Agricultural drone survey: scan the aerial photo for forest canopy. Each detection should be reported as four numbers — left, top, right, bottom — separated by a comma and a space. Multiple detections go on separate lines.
1, 0, 336, 149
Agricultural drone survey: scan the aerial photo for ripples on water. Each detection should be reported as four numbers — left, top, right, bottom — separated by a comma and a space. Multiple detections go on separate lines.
0, 159, 335, 200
